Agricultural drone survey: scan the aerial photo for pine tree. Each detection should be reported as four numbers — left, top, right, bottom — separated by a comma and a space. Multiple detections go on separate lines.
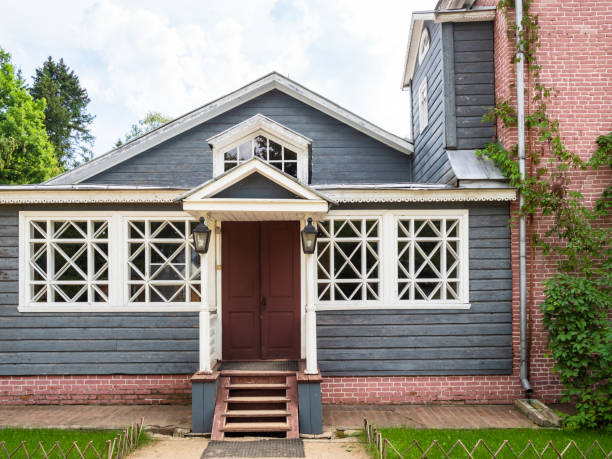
30, 57, 94, 169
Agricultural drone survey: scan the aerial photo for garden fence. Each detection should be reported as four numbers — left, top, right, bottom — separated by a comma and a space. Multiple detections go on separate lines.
364, 418, 612, 459
0, 418, 144, 459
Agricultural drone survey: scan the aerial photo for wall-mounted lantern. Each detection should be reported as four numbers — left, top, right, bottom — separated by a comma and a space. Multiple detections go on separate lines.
301, 217, 318, 254
192, 217, 212, 254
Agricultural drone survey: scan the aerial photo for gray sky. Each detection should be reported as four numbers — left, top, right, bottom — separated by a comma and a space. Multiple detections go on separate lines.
1, 0, 435, 156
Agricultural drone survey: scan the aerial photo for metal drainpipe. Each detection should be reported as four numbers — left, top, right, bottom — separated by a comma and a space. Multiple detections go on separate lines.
516, 0, 533, 394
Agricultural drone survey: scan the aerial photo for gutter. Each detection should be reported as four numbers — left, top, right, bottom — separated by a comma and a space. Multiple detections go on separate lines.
516, 0, 533, 394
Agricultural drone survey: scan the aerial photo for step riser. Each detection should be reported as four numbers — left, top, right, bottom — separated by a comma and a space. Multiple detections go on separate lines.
229, 389, 285, 398
229, 402, 288, 411
229, 375, 287, 385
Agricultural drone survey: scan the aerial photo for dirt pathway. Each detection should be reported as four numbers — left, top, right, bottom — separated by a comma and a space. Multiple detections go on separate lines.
130, 437, 369, 459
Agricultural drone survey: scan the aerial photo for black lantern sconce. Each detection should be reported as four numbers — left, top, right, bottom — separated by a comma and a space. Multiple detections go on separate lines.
192, 217, 212, 254
301, 217, 318, 254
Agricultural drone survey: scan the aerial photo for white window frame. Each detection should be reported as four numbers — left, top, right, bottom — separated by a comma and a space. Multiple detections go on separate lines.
18, 211, 202, 312
315, 215, 383, 308
314, 209, 470, 311
418, 78, 429, 134
418, 27, 430, 65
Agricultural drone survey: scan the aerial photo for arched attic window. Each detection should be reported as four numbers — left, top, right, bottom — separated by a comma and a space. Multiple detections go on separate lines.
418, 27, 430, 65
209, 114, 310, 183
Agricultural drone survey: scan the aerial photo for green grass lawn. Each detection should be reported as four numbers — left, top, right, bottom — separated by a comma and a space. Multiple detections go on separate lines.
0, 427, 152, 459
362, 428, 612, 459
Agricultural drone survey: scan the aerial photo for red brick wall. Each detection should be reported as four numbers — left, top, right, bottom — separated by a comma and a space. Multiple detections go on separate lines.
0, 375, 191, 405
473, 0, 612, 402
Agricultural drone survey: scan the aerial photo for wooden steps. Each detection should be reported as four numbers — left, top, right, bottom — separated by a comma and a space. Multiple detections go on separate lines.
211, 370, 299, 440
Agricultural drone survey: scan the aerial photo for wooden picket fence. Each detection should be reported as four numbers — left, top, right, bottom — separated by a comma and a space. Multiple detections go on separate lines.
364, 419, 612, 459
0, 418, 145, 459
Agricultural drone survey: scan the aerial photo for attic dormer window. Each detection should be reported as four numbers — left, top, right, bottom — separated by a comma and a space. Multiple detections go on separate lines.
223, 135, 298, 178
209, 114, 310, 183
418, 28, 430, 65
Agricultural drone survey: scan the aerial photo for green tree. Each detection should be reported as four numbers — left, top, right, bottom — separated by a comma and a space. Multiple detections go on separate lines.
0, 48, 59, 184
30, 57, 94, 169
115, 111, 172, 147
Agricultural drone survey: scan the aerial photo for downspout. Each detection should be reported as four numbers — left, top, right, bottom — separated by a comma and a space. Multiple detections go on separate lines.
516, 0, 533, 394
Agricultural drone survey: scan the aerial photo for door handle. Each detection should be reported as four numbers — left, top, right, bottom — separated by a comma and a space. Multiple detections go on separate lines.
261, 296, 267, 310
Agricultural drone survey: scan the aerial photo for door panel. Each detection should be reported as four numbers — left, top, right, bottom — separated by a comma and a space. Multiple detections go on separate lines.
222, 221, 300, 361
260, 221, 301, 359
222, 222, 261, 360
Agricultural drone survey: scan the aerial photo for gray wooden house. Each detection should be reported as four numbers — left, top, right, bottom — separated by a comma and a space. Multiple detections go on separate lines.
0, 3, 512, 438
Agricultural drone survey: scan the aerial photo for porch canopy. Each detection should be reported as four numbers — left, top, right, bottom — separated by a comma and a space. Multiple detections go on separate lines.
178, 157, 333, 221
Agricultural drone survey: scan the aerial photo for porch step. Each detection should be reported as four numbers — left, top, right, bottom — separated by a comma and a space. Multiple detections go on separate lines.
226, 383, 288, 390
222, 422, 291, 432
226, 396, 290, 404
223, 409, 290, 418
211, 371, 299, 440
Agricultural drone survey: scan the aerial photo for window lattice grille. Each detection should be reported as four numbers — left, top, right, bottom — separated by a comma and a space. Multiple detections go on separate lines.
127, 219, 201, 303
27, 219, 109, 304
223, 135, 298, 177
316, 218, 381, 302
397, 217, 461, 302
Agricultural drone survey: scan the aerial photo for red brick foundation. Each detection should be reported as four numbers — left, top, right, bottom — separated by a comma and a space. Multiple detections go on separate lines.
0, 375, 192, 405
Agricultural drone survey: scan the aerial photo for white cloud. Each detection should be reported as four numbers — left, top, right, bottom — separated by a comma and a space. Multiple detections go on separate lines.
0, 0, 436, 154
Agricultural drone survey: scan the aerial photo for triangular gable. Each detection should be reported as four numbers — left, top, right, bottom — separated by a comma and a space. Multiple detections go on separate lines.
180, 157, 333, 203
211, 173, 301, 200
47, 72, 413, 185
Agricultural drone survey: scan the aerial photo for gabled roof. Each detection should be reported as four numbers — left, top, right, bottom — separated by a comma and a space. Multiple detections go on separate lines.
47, 72, 413, 186
401, 5, 496, 89
179, 156, 333, 203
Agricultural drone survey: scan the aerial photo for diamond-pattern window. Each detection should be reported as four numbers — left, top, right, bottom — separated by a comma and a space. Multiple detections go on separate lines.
127, 219, 201, 303
397, 217, 462, 302
316, 217, 380, 302
27, 219, 109, 304
223, 135, 299, 177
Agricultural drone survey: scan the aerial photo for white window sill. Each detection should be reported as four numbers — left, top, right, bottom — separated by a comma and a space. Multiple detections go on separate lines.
315, 303, 471, 311
18, 304, 205, 313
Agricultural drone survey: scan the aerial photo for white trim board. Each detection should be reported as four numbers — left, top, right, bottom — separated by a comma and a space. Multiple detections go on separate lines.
319, 187, 516, 203
47, 72, 413, 186
0, 188, 185, 204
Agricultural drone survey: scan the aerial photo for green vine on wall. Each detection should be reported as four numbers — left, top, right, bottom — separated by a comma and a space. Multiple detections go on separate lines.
477, 0, 612, 428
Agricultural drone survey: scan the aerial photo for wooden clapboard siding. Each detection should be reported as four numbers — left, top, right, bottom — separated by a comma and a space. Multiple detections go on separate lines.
317, 203, 513, 376
453, 21, 495, 150
0, 207, 199, 376
84, 90, 413, 187
411, 22, 451, 184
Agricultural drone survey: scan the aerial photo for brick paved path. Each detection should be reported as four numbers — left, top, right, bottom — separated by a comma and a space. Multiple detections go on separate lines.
0, 404, 533, 431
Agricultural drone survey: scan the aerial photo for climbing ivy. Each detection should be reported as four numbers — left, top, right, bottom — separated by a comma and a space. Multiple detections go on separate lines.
477, 0, 612, 428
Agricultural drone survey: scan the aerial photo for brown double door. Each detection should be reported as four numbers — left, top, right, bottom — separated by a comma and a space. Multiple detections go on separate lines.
221, 221, 300, 361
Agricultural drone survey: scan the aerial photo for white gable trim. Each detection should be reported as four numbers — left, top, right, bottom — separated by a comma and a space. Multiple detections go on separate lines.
401, 7, 496, 88
180, 157, 332, 203
208, 114, 310, 183
208, 114, 311, 152
47, 73, 413, 186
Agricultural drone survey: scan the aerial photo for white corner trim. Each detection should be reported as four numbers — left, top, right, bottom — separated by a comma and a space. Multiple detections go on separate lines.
207, 114, 311, 152
0, 189, 185, 204
323, 188, 516, 203
47, 73, 413, 186
181, 157, 332, 203
402, 18, 425, 89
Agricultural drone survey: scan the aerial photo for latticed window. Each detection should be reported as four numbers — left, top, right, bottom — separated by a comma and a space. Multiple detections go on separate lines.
26, 219, 109, 304
397, 217, 463, 302
223, 135, 298, 177
316, 217, 381, 303
127, 219, 201, 303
